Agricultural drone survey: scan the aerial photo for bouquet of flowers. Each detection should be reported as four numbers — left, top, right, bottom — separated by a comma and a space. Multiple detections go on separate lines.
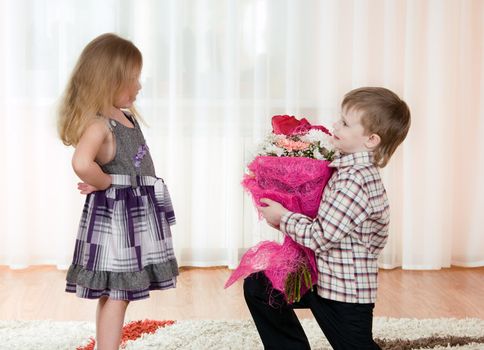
224, 115, 336, 304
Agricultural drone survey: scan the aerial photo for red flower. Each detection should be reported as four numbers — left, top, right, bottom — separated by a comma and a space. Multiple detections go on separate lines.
271, 115, 306, 135
271, 115, 331, 136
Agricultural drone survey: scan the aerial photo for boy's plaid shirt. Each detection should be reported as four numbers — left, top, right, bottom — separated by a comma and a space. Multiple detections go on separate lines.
280, 152, 389, 304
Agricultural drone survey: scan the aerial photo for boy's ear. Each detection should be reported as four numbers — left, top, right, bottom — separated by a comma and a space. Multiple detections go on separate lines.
365, 133, 381, 150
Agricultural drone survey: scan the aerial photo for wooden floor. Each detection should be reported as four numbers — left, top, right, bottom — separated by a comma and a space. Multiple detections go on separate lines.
0, 266, 483, 321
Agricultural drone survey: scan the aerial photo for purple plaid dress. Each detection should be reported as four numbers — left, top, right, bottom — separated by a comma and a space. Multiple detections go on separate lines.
65, 113, 178, 301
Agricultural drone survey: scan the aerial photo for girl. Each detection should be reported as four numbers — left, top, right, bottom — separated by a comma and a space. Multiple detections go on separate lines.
58, 33, 178, 350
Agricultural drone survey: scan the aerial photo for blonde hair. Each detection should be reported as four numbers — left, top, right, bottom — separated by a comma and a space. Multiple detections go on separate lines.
342, 87, 411, 168
58, 33, 143, 146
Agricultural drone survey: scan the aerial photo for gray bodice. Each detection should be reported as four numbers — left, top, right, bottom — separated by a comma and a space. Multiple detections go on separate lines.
99, 113, 156, 185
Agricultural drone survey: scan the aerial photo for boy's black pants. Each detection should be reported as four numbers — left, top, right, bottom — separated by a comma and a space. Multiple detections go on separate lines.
243, 272, 381, 350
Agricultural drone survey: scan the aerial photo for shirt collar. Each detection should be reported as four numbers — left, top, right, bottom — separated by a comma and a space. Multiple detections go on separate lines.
329, 151, 374, 168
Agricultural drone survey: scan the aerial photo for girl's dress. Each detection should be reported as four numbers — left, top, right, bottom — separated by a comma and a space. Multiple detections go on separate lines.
65, 113, 178, 301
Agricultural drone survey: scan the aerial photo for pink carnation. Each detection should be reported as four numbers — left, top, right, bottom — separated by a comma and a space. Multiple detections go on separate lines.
275, 138, 310, 151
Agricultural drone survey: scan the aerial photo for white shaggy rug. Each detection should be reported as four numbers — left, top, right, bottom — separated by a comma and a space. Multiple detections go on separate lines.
1, 318, 484, 350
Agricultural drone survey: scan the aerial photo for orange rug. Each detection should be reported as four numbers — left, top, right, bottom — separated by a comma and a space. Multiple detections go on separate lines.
76, 319, 175, 350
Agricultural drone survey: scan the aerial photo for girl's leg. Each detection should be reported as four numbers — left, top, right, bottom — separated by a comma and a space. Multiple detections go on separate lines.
96, 296, 108, 342
96, 297, 130, 350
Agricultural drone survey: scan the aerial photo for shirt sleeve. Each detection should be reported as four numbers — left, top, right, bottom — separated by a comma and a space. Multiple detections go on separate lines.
280, 174, 371, 253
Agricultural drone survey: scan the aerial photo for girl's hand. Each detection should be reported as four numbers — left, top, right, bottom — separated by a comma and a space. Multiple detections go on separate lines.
77, 182, 100, 195
258, 198, 290, 230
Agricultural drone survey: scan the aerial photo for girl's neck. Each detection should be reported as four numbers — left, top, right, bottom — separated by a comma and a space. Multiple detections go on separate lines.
102, 107, 125, 121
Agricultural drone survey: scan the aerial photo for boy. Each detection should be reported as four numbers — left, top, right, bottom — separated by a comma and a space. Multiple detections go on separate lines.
244, 87, 411, 349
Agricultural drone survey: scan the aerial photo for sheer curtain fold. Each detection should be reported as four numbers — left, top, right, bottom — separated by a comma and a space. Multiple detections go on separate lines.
0, 0, 482, 269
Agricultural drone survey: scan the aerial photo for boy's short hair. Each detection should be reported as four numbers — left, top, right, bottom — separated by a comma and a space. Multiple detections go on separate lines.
342, 87, 411, 167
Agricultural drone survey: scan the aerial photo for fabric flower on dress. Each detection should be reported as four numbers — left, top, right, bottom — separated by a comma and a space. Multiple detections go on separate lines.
133, 144, 149, 168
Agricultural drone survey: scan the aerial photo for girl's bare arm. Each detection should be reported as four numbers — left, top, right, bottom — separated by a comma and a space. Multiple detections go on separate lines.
72, 120, 112, 191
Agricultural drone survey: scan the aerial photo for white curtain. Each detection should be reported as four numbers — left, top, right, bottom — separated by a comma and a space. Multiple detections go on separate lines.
0, 0, 483, 270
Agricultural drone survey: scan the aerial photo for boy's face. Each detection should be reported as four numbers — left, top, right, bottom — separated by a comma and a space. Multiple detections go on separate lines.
331, 107, 378, 154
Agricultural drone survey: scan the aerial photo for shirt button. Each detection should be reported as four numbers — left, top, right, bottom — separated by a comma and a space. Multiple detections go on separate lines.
111, 120, 117, 127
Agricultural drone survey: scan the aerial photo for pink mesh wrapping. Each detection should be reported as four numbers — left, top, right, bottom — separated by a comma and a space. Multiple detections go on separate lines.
242, 156, 333, 218
225, 156, 334, 303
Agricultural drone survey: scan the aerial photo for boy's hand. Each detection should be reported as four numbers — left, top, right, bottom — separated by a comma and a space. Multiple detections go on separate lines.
258, 198, 290, 230
77, 182, 100, 195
